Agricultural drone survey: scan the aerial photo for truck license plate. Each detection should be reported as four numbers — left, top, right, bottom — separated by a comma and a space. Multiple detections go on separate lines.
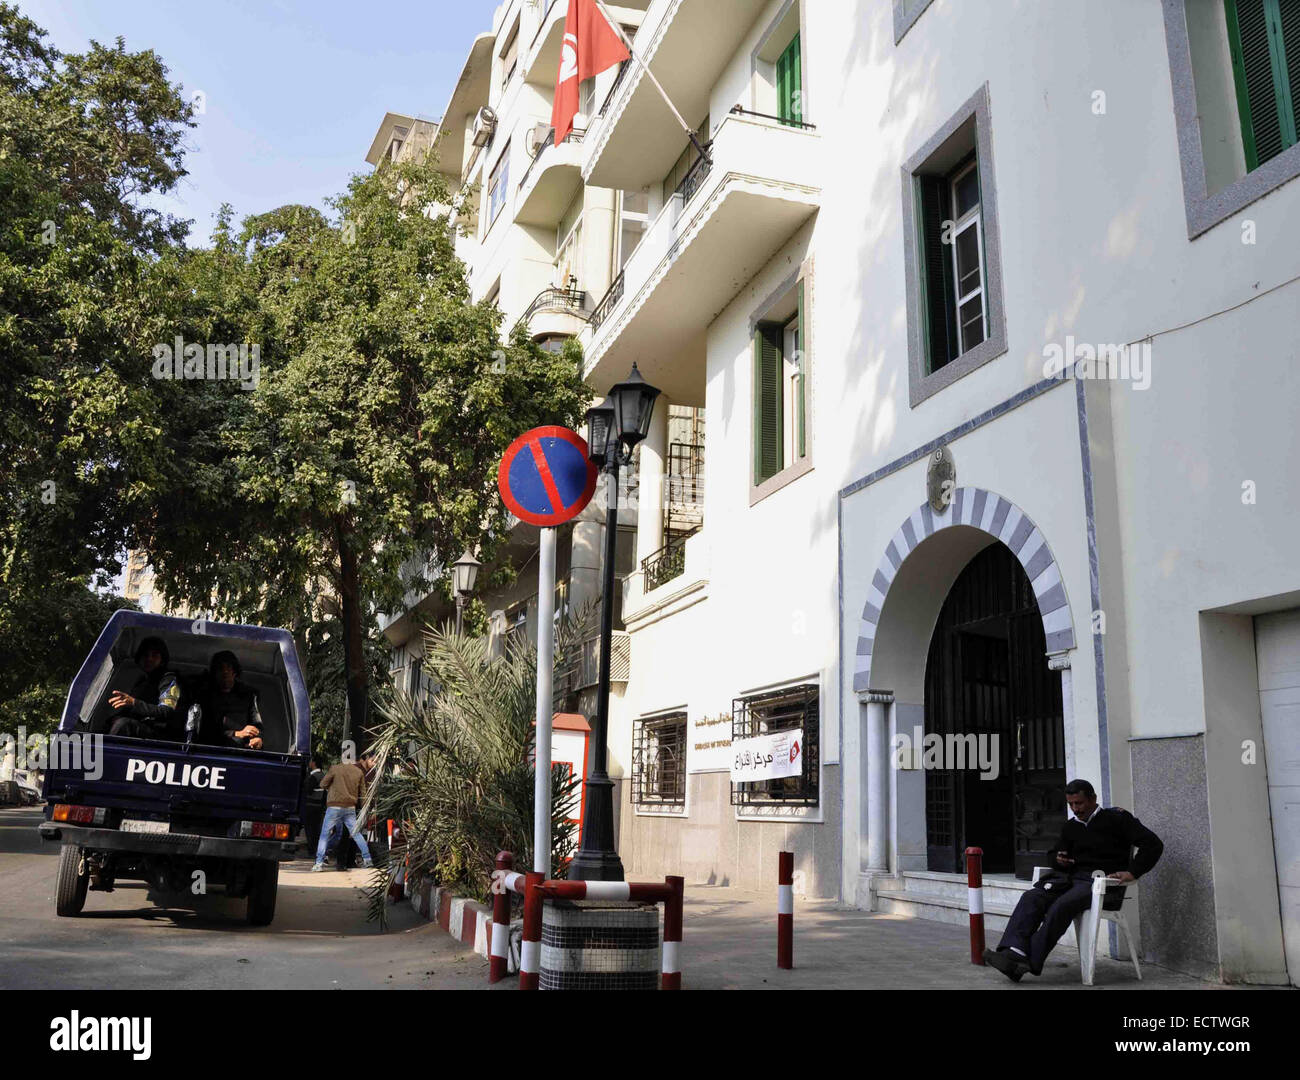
120, 819, 169, 834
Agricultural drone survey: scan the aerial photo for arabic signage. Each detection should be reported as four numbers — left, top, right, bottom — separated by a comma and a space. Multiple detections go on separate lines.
730, 728, 804, 783
688, 713, 732, 773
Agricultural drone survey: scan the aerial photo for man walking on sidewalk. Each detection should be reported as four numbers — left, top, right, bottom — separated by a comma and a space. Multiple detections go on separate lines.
985, 779, 1163, 981
311, 756, 373, 871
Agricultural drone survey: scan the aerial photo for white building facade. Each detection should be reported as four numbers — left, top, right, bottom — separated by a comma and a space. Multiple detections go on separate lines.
570, 0, 1300, 986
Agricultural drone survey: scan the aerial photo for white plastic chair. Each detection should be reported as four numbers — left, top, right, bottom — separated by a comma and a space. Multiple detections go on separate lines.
1031, 866, 1142, 985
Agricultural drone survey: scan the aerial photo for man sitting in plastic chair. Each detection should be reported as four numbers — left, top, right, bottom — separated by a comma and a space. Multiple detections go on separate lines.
985, 779, 1163, 982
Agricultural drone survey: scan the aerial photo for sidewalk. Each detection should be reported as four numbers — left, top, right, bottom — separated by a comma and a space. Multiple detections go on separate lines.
673, 884, 1238, 990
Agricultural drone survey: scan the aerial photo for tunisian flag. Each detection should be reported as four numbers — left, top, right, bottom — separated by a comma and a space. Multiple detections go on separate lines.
551, 0, 630, 143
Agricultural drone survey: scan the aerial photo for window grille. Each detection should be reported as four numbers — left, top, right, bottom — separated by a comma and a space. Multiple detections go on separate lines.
632, 713, 687, 807
730, 684, 819, 806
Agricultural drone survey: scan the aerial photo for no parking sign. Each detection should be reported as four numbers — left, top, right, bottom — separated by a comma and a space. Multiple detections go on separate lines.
497, 426, 599, 527
497, 425, 600, 875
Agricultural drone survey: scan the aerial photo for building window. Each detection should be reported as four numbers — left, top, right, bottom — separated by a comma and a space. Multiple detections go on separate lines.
1226, 0, 1299, 171
632, 714, 687, 807
1164, 2, 1300, 236
892, 0, 937, 44
500, 19, 519, 89
486, 142, 510, 229
902, 84, 1006, 407
618, 189, 649, 270
554, 190, 583, 288
661, 117, 710, 204
730, 685, 819, 807
535, 334, 570, 354
504, 599, 529, 652
752, 278, 808, 489
776, 32, 802, 125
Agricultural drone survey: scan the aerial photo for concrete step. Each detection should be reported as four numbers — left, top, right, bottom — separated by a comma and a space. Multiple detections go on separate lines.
898, 870, 1032, 908
876, 888, 1014, 933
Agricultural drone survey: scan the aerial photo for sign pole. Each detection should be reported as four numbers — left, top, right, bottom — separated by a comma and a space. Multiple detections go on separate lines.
533, 526, 557, 875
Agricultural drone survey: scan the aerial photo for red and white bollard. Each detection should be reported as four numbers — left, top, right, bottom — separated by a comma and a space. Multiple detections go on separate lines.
965, 846, 985, 964
518, 871, 544, 991
490, 851, 513, 983
662, 875, 683, 990
777, 851, 794, 970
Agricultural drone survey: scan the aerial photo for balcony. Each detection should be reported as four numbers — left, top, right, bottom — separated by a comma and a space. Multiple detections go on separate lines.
515, 127, 585, 227
580, 110, 820, 404
623, 528, 708, 631
583, 0, 771, 190
519, 285, 589, 340
553, 630, 631, 706
526, 0, 653, 84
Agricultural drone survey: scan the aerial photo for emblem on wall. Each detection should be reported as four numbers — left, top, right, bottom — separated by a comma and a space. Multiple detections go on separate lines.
926, 445, 956, 513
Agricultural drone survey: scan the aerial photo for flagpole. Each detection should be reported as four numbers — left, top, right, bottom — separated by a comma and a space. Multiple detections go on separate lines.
593, 0, 710, 162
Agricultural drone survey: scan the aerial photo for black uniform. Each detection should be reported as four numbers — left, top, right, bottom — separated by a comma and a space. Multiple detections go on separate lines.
997, 806, 1163, 974
106, 668, 182, 739
197, 681, 262, 748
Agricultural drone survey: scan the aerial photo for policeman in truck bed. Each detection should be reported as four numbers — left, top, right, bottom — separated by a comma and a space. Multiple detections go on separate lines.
98, 636, 182, 740
196, 650, 264, 750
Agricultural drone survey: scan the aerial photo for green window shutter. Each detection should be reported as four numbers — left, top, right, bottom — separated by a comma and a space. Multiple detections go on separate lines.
753, 324, 783, 484
917, 174, 958, 373
795, 280, 806, 460
1279, 0, 1300, 138
1227, 0, 1299, 171
777, 34, 801, 125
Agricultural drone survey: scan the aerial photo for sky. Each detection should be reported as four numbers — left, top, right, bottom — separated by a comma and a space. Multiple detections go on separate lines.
19, 0, 500, 245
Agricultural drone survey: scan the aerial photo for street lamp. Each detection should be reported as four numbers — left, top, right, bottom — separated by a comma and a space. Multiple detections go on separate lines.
452, 549, 480, 635
570, 364, 660, 882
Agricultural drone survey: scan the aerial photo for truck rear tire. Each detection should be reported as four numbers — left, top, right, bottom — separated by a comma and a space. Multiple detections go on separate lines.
56, 845, 89, 917
247, 861, 278, 926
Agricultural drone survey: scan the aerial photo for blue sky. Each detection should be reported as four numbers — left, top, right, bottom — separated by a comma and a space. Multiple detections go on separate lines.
20, 0, 499, 245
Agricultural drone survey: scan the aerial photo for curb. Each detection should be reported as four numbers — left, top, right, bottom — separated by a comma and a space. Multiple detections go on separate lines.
399, 869, 517, 967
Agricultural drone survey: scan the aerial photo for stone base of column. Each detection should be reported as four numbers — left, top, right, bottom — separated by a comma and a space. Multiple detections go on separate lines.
540, 900, 661, 990
856, 870, 902, 912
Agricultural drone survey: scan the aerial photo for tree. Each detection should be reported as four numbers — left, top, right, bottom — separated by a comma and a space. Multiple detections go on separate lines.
0, 5, 195, 678
141, 153, 590, 749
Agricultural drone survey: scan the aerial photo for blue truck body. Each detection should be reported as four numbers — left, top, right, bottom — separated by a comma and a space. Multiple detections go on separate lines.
39, 611, 312, 924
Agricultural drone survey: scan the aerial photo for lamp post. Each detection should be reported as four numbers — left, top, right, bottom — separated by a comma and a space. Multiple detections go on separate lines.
570, 364, 660, 881
452, 549, 481, 635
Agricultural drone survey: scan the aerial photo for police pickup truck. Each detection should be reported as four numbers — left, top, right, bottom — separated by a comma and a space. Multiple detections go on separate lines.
39, 611, 309, 925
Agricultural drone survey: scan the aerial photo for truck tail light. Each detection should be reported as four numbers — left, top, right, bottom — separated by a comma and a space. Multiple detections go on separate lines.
239, 821, 291, 840
52, 804, 106, 825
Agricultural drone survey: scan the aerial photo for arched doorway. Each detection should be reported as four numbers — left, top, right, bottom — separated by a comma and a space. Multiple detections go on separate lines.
922, 541, 1065, 877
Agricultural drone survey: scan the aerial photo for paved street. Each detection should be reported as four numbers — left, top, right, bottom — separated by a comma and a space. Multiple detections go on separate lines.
3, 806, 1273, 992
0, 808, 491, 990
671, 884, 1245, 991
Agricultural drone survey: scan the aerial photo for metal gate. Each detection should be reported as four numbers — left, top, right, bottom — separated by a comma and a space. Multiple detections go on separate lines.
924, 541, 1065, 876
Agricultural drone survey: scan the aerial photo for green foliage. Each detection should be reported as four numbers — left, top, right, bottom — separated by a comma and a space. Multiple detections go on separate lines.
0, 4, 196, 653
0, 580, 135, 735
361, 617, 586, 928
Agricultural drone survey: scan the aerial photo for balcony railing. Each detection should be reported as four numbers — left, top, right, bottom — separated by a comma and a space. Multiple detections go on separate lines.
727, 103, 817, 130
522, 286, 589, 324
597, 59, 631, 117
641, 527, 700, 593
589, 269, 625, 331
675, 149, 714, 205
518, 126, 585, 193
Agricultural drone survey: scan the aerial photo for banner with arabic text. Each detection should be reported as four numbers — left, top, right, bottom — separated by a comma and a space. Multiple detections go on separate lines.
730, 728, 804, 782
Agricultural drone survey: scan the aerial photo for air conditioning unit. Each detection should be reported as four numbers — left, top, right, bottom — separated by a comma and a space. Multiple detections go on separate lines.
471, 106, 497, 147
525, 122, 552, 157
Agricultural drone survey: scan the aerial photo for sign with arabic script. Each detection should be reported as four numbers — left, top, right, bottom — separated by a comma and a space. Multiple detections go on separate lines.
730, 728, 804, 783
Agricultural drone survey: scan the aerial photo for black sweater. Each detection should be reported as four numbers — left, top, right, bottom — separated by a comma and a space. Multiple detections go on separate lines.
1051, 807, 1163, 878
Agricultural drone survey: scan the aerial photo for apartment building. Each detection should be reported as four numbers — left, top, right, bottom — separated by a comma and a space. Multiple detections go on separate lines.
559, 0, 1300, 986
369, 1, 686, 751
